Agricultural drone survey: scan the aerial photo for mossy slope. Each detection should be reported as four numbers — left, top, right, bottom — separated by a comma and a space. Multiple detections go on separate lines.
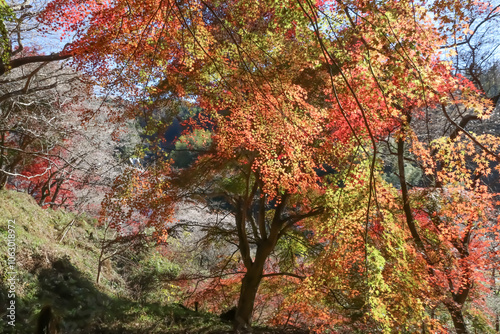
0, 190, 229, 334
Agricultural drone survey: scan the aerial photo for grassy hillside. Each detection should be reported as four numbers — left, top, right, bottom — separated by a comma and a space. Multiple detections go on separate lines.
0, 190, 231, 334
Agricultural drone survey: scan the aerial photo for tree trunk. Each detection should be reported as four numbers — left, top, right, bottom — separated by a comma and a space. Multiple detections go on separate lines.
0, 131, 5, 188
446, 302, 468, 334
234, 236, 276, 332
232, 186, 290, 331
234, 263, 264, 331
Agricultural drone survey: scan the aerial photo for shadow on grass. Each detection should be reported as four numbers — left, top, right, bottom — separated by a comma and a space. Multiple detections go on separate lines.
0, 255, 230, 334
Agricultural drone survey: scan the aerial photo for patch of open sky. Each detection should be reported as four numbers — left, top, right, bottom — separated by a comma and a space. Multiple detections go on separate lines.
7, 0, 138, 99
424, 0, 500, 65
6, 0, 69, 54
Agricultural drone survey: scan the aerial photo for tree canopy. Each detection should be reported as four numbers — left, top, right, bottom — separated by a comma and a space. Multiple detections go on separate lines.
7, 0, 500, 332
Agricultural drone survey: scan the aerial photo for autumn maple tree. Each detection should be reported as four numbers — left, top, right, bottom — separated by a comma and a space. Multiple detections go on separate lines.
39, 0, 500, 332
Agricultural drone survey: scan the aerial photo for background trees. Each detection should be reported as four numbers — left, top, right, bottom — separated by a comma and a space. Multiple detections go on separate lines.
450, 2, 500, 105
0, 0, 72, 191
0, 1, 137, 211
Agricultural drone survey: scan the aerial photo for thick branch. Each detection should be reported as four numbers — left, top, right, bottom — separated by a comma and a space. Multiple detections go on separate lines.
0, 52, 71, 76
397, 135, 426, 253
262, 272, 305, 280
0, 81, 57, 103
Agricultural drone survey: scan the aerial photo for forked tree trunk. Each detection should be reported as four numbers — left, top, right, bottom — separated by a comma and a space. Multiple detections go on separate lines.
231, 189, 320, 332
